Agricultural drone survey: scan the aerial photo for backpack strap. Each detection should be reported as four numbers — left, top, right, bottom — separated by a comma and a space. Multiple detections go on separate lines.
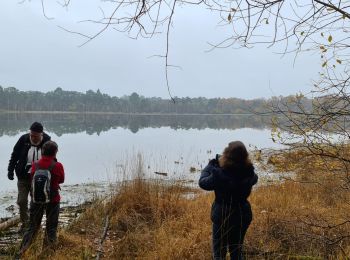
34, 162, 40, 171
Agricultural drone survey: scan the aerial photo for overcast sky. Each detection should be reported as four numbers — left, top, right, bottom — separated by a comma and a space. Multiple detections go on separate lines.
0, 1, 321, 99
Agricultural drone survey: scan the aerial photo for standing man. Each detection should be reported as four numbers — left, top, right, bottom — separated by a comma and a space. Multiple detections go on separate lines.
7, 122, 51, 233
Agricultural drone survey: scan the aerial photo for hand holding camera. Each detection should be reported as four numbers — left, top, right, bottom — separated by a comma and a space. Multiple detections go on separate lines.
209, 154, 221, 167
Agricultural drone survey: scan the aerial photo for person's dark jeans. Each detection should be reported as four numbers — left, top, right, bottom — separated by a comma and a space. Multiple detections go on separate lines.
19, 201, 60, 255
212, 220, 250, 260
211, 203, 252, 260
17, 179, 31, 225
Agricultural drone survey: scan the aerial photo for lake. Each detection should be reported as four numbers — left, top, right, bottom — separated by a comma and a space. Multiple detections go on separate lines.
0, 113, 278, 218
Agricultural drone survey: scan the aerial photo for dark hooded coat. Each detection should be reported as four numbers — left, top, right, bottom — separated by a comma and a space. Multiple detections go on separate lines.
8, 133, 51, 180
199, 158, 258, 224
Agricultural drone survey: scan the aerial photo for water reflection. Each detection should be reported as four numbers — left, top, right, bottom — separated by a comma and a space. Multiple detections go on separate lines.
0, 113, 270, 136
0, 113, 278, 218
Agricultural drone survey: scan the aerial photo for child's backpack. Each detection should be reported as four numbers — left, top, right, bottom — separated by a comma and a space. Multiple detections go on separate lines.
32, 161, 56, 204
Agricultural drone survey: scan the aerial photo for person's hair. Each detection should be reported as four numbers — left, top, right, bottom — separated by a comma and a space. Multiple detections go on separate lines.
219, 141, 252, 170
30, 122, 43, 133
42, 141, 58, 156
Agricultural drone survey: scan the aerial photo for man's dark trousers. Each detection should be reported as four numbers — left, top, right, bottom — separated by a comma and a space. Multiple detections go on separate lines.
17, 179, 31, 226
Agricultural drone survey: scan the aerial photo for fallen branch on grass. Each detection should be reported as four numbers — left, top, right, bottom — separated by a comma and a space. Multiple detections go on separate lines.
0, 216, 20, 231
96, 215, 110, 260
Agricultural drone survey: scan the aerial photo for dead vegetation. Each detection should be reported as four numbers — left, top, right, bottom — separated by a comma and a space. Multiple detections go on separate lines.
248, 149, 350, 259
11, 149, 350, 259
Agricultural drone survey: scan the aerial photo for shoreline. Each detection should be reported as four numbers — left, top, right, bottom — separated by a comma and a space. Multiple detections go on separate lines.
0, 181, 116, 220
0, 110, 259, 116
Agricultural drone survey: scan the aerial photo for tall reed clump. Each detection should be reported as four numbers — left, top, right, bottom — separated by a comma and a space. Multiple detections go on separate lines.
21, 154, 213, 259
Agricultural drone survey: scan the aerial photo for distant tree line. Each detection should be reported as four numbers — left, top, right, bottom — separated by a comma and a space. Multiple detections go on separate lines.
0, 86, 276, 114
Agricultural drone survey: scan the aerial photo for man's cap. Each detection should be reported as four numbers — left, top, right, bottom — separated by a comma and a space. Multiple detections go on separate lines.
30, 122, 44, 133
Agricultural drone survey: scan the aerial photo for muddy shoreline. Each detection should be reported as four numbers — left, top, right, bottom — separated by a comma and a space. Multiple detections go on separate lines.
0, 181, 116, 253
0, 182, 116, 220
0, 201, 93, 255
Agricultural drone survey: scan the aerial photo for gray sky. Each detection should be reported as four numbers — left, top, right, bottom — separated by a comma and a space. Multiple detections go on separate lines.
0, 1, 321, 99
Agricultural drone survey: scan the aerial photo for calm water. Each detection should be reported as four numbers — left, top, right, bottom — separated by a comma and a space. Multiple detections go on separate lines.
0, 113, 278, 217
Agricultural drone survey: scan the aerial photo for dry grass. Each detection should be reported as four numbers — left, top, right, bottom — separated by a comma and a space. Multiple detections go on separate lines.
251, 149, 350, 259
23, 179, 212, 260
18, 150, 350, 259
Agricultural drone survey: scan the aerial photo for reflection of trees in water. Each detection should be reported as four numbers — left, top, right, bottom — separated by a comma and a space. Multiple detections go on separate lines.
0, 113, 270, 137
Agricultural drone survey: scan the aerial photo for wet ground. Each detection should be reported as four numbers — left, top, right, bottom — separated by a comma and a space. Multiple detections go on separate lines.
0, 182, 116, 257
0, 202, 91, 257
0, 182, 116, 219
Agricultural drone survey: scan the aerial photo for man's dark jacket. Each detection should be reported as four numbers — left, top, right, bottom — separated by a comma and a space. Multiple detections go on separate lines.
8, 133, 51, 180
199, 159, 258, 224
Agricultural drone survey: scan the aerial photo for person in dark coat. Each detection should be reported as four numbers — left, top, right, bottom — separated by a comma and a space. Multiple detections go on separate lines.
199, 141, 258, 260
7, 122, 51, 233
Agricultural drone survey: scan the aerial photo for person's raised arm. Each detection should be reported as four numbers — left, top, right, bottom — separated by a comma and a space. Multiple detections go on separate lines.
198, 159, 218, 191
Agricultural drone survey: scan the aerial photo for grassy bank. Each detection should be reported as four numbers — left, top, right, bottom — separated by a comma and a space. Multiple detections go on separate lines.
14, 151, 350, 259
